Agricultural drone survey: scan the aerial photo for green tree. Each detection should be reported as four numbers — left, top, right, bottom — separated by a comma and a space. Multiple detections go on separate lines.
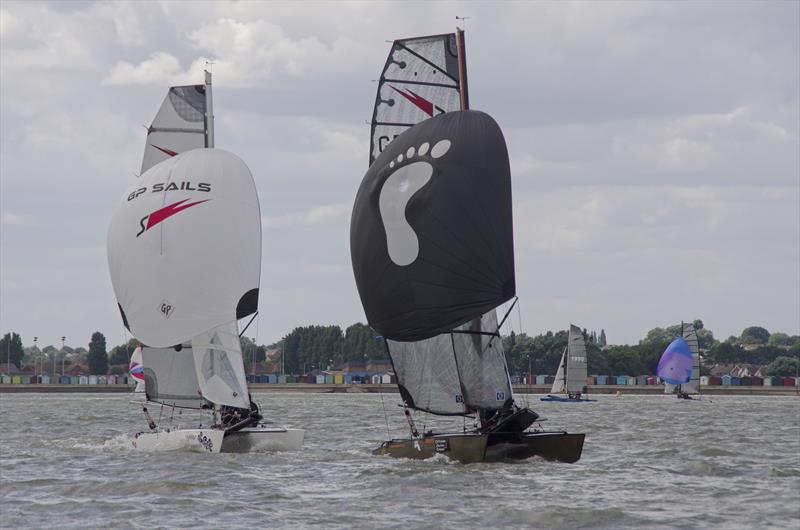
763, 356, 799, 377
108, 338, 140, 365
87, 332, 108, 375
740, 326, 770, 345
0, 332, 24, 369
598, 329, 607, 348
767, 332, 796, 347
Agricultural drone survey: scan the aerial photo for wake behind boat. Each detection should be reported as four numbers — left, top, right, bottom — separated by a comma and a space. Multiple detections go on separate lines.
107, 71, 303, 453
541, 324, 596, 402
351, 29, 584, 464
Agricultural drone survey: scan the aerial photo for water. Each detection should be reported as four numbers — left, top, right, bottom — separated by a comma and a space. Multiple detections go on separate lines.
1, 393, 798, 529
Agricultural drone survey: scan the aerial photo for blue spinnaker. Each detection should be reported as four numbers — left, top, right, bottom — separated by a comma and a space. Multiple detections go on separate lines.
657, 337, 693, 385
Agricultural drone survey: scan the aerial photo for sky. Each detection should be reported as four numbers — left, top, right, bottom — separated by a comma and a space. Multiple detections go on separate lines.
1, 0, 798, 350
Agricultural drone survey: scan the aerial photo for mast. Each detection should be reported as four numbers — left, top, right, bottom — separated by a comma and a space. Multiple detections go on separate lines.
204, 70, 214, 148
455, 28, 469, 110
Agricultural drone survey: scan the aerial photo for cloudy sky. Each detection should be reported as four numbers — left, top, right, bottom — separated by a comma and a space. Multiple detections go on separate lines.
1, 0, 798, 350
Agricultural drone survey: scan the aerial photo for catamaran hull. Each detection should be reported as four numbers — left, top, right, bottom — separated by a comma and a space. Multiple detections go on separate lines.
373, 434, 489, 464
540, 395, 597, 403
484, 432, 585, 463
132, 427, 304, 453
373, 431, 585, 464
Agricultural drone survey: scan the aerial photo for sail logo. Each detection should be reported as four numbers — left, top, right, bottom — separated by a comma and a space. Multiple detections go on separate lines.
196, 432, 214, 452
496, 392, 505, 401
128, 182, 211, 202
389, 86, 445, 117
136, 198, 210, 237
159, 299, 175, 319
378, 139, 451, 266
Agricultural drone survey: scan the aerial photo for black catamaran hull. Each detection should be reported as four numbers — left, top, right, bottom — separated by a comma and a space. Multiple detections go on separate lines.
373, 431, 584, 464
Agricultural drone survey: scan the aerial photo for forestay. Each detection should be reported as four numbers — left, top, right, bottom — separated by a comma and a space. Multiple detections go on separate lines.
387, 310, 512, 416
141, 346, 204, 409
107, 148, 261, 348
370, 31, 466, 165
566, 324, 588, 394
140, 76, 210, 174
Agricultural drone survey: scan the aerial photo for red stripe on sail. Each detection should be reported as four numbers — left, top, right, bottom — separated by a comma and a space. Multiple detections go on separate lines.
145, 199, 210, 231
390, 86, 434, 117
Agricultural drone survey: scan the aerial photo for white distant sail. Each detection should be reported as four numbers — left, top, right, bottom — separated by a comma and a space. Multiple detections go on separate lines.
140, 72, 212, 174
681, 322, 701, 395
565, 324, 588, 395
107, 148, 261, 349
551, 348, 566, 394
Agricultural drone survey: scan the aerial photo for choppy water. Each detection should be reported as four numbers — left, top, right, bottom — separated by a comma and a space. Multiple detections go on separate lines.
1, 393, 798, 529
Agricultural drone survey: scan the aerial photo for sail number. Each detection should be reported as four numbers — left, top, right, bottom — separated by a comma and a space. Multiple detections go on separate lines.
570, 356, 585, 362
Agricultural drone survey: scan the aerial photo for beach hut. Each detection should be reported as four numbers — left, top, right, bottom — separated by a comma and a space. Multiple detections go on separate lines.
545, 375, 555, 385
700, 376, 710, 386
731, 376, 741, 386
586, 376, 596, 386
596, 375, 608, 385
324, 374, 333, 384
709, 376, 722, 386
12, 375, 21, 384
763, 376, 774, 386
371, 374, 381, 384
627, 376, 637, 386
99, 376, 108, 384
41, 375, 50, 385
783, 377, 796, 387
108, 375, 118, 384
88, 375, 98, 385
721, 374, 732, 386
740, 376, 752, 386
750, 376, 763, 386
536, 375, 547, 385
316, 374, 325, 384
334, 374, 344, 385
267, 374, 277, 384
278, 375, 287, 384
646, 376, 657, 385
382, 374, 391, 384
1, 375, 10, 384
20, 376, 30, 384
636, 375, 648, 385
616, 375, 628, 386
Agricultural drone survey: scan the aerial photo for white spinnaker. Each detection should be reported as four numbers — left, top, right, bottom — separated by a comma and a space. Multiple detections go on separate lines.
566, 324, 589, 394
107, 148, 261, 348
682, 323, 701, 395
130, 345, 145, 393
141, 83, 207, 174
191, 321, 250, 409
551, 348, 566, 394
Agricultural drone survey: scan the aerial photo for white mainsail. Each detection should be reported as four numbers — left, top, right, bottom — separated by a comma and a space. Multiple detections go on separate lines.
370, 31, 467, 165
551, 348, 566, 394
566, 324, 589, 395
140, 71, 213, 174
681, 322, 701, 395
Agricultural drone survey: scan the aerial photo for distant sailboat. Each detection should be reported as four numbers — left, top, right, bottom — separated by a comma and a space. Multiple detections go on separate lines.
351, 29, 584, 463
129, 345, 144, 393
658, 322, 701, 400
541, 325, 595, 402
107, 71, 303, 453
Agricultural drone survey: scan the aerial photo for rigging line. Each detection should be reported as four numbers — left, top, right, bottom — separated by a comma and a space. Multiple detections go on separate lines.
239, 311, 259, 337
380, 390, 391, 439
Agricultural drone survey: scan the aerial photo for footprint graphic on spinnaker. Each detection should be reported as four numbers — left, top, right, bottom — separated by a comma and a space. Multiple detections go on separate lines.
378, 138, 451, 266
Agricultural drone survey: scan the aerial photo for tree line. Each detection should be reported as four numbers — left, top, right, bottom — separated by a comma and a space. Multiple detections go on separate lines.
2, 322, 798, 377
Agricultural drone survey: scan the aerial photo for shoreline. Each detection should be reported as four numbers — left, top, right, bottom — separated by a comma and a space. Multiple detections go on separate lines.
1, 383, 797, 396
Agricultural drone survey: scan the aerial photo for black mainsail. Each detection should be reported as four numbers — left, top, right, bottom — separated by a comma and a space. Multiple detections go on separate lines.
352, 30, 584, 463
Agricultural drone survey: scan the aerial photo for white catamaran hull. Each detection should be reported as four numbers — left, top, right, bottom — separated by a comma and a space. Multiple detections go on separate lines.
132, 426, 304, 454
